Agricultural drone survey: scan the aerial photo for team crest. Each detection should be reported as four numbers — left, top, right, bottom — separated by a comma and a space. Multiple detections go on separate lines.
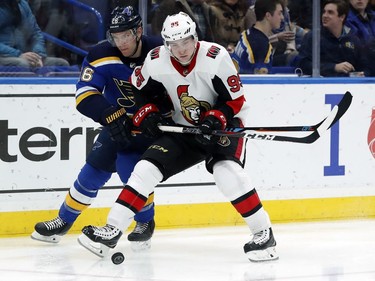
206, 45, 220, 59
113, 79, 136, 108
217, 136, 230, 147
150, 47, 161, 60
345, 41, 355, 50
177, 85, 211, 125
254, 67, 269, 74
92, 141, 103, 151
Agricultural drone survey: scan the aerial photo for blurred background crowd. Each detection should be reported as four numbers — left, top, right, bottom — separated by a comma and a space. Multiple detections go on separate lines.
1, 0, 375, 77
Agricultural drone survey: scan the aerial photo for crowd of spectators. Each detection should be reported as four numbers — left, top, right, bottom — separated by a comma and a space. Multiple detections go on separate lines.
231, 0, 284, 74
0, 0, 70, 71
1, 0, 375, 77
298, 0, 367, 77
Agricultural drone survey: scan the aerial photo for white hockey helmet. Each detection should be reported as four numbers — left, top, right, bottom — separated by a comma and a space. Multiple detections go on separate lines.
161, 12, 198, 44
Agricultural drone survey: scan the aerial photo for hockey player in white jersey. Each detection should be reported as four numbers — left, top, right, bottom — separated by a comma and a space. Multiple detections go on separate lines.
78, 12, 278, 262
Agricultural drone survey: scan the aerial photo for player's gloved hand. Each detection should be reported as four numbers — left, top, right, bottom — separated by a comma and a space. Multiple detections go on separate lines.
133, 103, 163, 138
195, 110, 227, 146
101, 106, 131, 147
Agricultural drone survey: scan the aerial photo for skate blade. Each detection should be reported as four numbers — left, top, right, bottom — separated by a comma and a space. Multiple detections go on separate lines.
77, 233, 110, 258
31, 231, 62, 243
246, 246, 279, 262
130, 239, 151, 252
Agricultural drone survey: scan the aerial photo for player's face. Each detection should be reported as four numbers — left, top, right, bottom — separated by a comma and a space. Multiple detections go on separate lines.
168, 37, 196, 65
112, 29, 137, 56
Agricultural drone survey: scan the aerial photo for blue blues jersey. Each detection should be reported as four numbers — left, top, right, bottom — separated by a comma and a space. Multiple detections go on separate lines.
75, 36, 163, 123
231, 27, 273, 74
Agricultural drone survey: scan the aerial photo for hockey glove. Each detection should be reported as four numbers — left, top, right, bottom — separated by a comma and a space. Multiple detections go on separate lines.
196, 110, 227, 146
101, 106, 132, 147
133, 103, 163, 138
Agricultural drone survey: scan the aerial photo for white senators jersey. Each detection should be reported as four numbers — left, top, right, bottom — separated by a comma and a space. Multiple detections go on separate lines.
131, 41, 249, 127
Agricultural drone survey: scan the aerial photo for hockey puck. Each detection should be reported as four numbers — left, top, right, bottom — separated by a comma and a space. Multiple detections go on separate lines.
111, 252, 125, 265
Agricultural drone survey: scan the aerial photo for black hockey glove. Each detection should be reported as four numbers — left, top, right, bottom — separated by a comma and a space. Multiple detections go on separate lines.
101, 106, 132, 147
133, 103, 163, 138
195, 110, 227, 146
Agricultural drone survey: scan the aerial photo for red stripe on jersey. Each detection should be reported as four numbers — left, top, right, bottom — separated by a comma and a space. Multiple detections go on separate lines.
117, 185, 147, 212
226, 95, 245, 115
235, 136, 244, 159
234, 118, 245, 159
231, 189, 262, 217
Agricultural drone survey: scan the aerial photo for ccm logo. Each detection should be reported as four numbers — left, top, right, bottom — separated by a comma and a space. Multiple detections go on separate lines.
133, 104, 158, 126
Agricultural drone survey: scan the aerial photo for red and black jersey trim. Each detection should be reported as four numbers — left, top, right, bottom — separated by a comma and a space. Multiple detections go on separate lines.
115, 185, 148, 213
231, 189, 262, 218
150, 47, 161, 60
206, 45, 221, 59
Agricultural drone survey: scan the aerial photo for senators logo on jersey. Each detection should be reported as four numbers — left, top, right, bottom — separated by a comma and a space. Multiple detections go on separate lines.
206, 45, 220, 59
150, 47, 161, 60
177, 85, 211, 125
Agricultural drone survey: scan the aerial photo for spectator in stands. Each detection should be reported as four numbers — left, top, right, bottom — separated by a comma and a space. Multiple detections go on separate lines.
269, 0, 306, 66
346, 0, 375, 77
0, 0, 69, 67
29, 0, 73, 60
208, 0, 254, 53
366, 36, 375, 75
298, 0, 367, 77
245, 1, 305, 66
345, 0, 375, 43
231, 0, 284, 74
149, 0, 214, 41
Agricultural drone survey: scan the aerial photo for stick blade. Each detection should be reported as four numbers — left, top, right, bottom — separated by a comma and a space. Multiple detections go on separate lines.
327, 91, 353, 130
290, 91, 352, 143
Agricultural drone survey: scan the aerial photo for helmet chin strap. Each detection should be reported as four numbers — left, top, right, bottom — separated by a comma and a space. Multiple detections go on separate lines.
127, 27, 142, 58
128, 36, 141, 58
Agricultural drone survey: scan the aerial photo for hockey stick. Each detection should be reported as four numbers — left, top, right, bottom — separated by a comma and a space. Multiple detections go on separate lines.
158, 91, 352, 144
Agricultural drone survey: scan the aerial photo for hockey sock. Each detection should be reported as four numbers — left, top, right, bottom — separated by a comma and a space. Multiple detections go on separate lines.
108, 185, 148, 231
59, 163, 111, 223
134, 193, 155, 223
212, 160, 271, 233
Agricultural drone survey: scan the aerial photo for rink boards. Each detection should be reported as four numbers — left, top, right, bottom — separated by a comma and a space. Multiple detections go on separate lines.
1, 77, 375, 236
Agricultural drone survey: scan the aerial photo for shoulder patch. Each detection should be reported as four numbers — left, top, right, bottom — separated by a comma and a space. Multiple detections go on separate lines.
150, 47, 161, 60
206, 45, 221, 59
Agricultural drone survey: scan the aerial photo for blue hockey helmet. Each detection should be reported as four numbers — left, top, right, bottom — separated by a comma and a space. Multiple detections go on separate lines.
107, 6, 142, 46
108, 6, 142, 34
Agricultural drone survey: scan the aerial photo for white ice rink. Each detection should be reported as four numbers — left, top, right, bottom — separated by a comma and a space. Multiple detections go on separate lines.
1, 219, 374, 281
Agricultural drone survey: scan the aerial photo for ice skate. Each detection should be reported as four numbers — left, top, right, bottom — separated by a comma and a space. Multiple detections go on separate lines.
31, 217, 72, 243
128, 219, 155, 251
77, 224, 122, 257
244, 228, 278, 262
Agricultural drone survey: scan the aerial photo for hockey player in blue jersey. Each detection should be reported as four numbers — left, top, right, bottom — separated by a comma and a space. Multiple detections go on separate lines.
31, 6, 167, 250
